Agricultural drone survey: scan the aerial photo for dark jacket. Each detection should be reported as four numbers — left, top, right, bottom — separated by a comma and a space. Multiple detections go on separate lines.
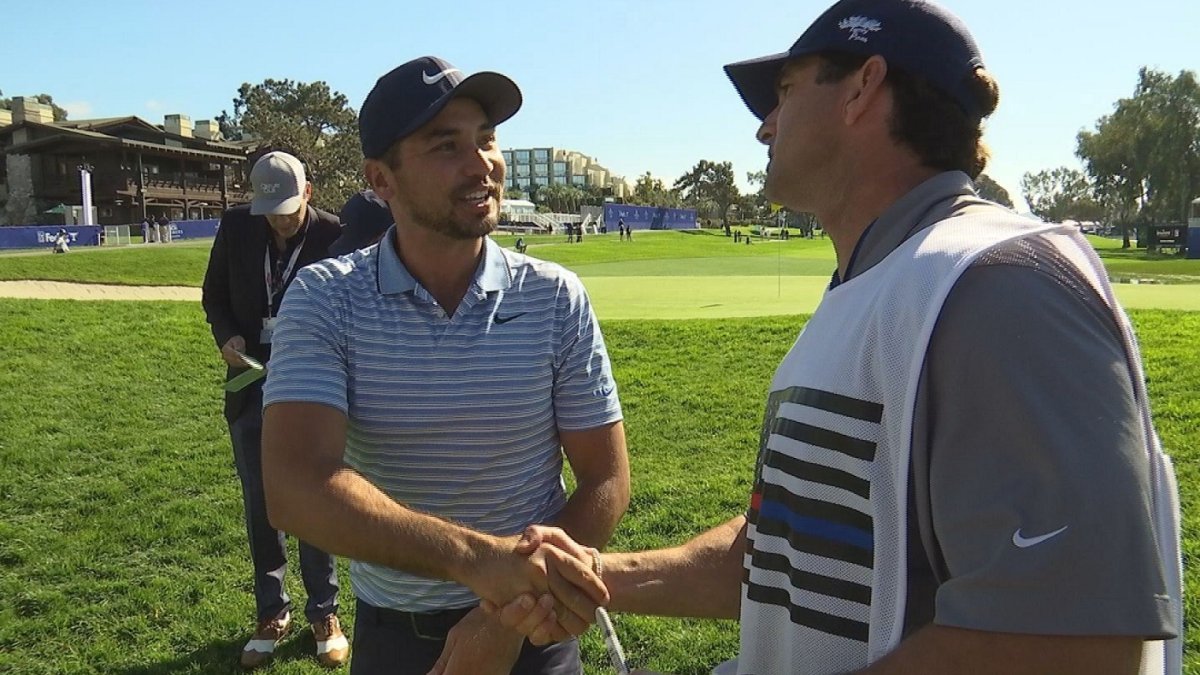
202, 204, 341, 423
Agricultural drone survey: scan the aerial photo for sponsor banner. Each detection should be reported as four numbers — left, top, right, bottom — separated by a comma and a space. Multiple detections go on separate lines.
0, 226, 103, 249
169, 219, 220, 240
602, 204, 697, 231
0, 219, 220, 249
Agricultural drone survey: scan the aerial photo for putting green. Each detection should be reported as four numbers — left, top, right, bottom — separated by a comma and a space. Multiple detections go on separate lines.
581, 275, 1200, 320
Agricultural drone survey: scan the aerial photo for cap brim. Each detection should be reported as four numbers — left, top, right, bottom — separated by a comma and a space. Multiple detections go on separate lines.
250, 194, 303, 216
723, 51, 791, 121
451, 72, 523, 128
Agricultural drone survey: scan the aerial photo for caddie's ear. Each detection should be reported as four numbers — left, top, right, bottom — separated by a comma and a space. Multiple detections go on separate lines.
843, 55, 889, 126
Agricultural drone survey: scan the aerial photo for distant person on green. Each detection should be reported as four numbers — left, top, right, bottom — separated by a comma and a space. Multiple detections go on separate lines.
489, 0, 1182, 673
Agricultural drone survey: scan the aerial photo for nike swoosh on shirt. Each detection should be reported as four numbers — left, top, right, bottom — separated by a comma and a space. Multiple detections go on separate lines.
493, 312, 527, 325
422, 68, 461, 85
1012, 525, 1068, 548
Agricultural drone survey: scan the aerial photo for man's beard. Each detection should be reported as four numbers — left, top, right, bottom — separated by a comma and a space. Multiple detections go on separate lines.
404, 182, 502, 240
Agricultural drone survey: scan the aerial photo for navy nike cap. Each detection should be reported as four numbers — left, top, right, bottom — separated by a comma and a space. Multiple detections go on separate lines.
359, 56, 522, 159
725, 0, 986, 121
330, 190, 392, 256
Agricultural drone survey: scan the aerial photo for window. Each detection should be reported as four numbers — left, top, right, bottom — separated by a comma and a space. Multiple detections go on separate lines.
515, 150, 530, 162
553, 162, 567, 176
502, 151, 513, 164
534, 164, 548, 177
516, 177, 531, 188
534, 177, 549, 187
533, 149, 549, 162
515, 165, 530, 177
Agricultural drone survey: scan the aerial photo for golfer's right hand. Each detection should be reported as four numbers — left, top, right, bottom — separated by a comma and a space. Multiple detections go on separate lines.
466, 529, 607, 643
480, 526, 607, 644
220, 335, 247, 367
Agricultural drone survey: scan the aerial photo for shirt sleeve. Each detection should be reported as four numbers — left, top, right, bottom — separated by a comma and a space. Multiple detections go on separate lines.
262, 264, 350, 414
551, 273, 623, 432
200, 212, 238, 349
920, 261, 1173, 638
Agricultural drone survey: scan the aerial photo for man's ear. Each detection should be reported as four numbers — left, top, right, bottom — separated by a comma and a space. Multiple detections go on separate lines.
303, 182, 313, 201
364, 159, 395, 202
843, 55, 889, 125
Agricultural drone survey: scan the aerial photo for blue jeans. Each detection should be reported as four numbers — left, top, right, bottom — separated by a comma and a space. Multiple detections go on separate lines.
229, 384, 339, 624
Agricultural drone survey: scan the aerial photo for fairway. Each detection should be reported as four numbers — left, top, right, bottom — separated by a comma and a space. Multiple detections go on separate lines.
1, 230, 1198, 674
1, 231, 1197, 314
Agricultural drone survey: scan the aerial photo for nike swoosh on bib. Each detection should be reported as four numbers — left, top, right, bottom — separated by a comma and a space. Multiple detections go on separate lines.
422, 69, 461, 85
1012, 525, 1068, 548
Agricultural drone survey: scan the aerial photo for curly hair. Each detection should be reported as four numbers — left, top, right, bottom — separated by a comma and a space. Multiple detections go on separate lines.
815, 52, 1000, 178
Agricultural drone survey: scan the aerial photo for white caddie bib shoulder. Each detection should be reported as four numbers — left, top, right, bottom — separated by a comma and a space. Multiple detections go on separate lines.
734, 211, 1182, 675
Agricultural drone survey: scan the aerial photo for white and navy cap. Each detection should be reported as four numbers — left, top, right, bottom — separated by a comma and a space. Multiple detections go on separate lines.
359, 56, 522, 159
725, 0, 986, 121
249, 151, 307, 216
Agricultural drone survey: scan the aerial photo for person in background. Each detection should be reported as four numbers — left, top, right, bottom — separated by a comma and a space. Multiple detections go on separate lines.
201, 150, 347, 670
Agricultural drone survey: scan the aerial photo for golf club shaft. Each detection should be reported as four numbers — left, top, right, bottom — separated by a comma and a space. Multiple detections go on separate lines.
595, 607, 630, 675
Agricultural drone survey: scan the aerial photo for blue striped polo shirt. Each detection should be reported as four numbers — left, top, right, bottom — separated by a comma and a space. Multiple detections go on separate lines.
263, 228, 623, 611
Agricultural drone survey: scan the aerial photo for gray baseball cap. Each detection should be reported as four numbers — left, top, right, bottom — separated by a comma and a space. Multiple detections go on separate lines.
250, 151, 307, 216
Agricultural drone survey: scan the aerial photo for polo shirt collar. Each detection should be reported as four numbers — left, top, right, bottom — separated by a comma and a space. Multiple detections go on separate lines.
477, 237, 513, 293
377, 227, 513, 295
840, 171, 977, 284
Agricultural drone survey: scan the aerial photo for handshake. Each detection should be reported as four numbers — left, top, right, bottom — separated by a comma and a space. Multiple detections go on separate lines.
463, 524, 610, 646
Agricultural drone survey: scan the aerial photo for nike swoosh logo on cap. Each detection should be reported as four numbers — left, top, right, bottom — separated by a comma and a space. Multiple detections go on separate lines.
422, 68, 461, 85
1012, 525, 1068, 548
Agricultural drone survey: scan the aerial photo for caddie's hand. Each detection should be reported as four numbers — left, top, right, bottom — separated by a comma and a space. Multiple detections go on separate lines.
220, 335, 247, 367
427, 607, 523, 675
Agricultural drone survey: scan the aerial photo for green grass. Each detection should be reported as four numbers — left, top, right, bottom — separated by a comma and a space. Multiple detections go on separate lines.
3, 229, 1197, 289
1, 230, 1198, 672
1, 299, 1198, 674
0, 239, 213, 286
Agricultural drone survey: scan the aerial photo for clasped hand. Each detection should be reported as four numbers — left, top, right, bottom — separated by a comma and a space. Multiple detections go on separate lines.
469, 525, 606, 645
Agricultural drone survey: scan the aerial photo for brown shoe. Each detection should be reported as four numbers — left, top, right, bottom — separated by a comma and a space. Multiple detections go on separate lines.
312, 614, 350, 668
240, 610, 291, 670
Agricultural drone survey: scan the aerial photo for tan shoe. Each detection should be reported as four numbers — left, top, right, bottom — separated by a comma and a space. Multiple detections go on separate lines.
240, 610, 291, 670
312, 614, 350, 668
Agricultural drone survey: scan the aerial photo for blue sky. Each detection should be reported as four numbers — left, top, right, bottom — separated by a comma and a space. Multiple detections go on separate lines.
4, 0, 1197, 211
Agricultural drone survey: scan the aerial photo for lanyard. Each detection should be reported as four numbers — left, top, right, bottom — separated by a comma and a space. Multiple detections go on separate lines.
264, 235, 306, 317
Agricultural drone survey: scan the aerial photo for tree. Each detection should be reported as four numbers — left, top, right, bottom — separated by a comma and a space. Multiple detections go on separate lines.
579, 184, 609, 207
674, 160, 740, 226
745, 170, 772, 222
1076, 67, 1200, 248
0, 90, 68, 121
973, 173, 1014, 209
535, 183, 585, 213
217, 79, 363, 208
631, 172, 680, 207
1020, 167, 1104, 224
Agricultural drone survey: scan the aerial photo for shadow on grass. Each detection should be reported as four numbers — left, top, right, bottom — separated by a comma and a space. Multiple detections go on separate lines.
113, 631, 332, 675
